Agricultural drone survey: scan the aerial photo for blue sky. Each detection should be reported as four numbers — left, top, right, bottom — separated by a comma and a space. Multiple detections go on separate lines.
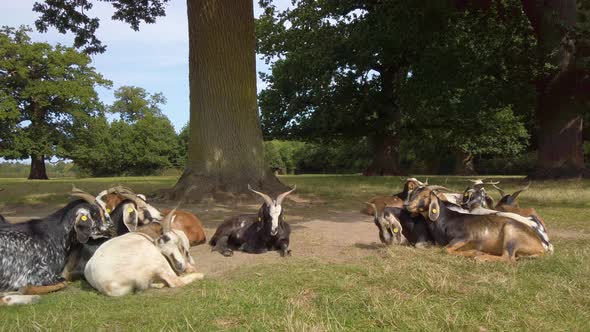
0, 0, 291, 132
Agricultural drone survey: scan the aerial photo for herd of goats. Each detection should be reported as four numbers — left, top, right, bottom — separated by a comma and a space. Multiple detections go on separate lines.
0, 178, 552, 306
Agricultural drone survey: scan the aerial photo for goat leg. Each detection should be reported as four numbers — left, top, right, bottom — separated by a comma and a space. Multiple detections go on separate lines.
20, 281, 68, 295
240, 242, 268, 254
444, 240, 485, 257
211, 235, 234, 256
277, 240, 291, 257
159, 271, 204, 288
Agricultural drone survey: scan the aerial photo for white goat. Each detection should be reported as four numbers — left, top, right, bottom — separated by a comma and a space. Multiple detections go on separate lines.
84, 209, 203, 297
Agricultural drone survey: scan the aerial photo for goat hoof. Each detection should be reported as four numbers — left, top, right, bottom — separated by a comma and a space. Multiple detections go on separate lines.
281, 250, 292, 257
222, 250, 233, 257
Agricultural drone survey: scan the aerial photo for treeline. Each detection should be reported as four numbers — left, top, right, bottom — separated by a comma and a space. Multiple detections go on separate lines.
257, 1, 590, 177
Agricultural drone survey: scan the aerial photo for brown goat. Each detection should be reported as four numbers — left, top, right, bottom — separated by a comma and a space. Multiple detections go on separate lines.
99, 188, 206, 246
493, 184, 548, 230
405, 185, 552, 263
362, 178, 426, 216
161, 209, 206, 246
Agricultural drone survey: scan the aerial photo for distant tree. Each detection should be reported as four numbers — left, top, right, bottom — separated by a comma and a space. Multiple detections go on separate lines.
257, 1, 454, 175
401, 3, 534, 174
175, 124, 189, 168
110, 86, 165, 122
67, 89, 178, 176
257, 1, 535, 175
33, 0, 286, 198
0, 26, 110, 179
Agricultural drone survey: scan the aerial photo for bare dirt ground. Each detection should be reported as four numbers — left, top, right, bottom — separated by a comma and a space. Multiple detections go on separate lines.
5, 199, 386, 278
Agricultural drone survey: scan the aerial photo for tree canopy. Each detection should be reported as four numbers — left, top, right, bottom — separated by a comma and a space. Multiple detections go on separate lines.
0, 26, 110, 179
67, 86, 180, 176
256, 0, 586, 175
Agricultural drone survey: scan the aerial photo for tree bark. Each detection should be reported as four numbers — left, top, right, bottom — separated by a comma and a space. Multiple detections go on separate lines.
166, 0, 286, 201
522, 0, 586, 178
364, 66, 404, 176
28, 154, 49, 180
364, 134, 402, 176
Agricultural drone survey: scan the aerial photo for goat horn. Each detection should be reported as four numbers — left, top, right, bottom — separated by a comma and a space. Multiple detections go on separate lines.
116, 190, 148, 208
365, 202, 380, 217
248, 184, 274, 206
485, 181, 500, 185
426, 185, 450, 192
511, 182, 531, 200
492, 184, 506, 197
423, 178, 429, 185
161, 208, 177, 233
276, 185, 296, 205
468, 179, 484, 185
70, 185, 97, 204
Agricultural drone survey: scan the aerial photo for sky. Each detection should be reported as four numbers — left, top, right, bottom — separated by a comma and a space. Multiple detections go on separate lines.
0, 0, 291, 132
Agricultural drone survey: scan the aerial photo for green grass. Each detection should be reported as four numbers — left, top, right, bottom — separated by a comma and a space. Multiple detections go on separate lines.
1, 175, 589, 331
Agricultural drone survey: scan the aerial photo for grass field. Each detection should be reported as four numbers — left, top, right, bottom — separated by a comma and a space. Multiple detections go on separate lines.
0, 175, 589, 331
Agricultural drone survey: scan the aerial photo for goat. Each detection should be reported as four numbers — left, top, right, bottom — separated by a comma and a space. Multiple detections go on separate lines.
101, 187, 206, 246
84, 209, 203, 297
492, 183, 549, 229
365, 202, 433, 247
0, 189, 113, 305
210, 185, 295, 257
63, 190, 205, 281
404, 185, 552, 263
362, 178, 426, 216
460, 180, 497, 210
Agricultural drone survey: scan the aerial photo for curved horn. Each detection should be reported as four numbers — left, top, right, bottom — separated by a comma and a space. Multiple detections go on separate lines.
511, 182, 531, 201
426, 185, 450, 192
468, 179, 484, 185
161, 208, 176, 233
365, 202, 380, 217
248, 184, 273, 206
70, 185, 97, 204
276, 185, 296, 205
485, 181, 500, 185
423, 178, 429, 185
492, 184, 506, 197
116, 190, 149, 208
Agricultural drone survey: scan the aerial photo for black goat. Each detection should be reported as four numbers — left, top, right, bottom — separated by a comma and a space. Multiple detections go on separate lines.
0, 191, 112, 305
62, 198, 140, 281
210, 185, 295, 257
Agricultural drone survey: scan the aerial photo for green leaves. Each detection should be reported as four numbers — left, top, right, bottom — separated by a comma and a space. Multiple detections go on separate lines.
0, 26, 110, 171
67, 88, 179, 177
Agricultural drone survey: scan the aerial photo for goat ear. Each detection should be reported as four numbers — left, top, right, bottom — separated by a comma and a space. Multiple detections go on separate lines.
74, 212, 92, 244
428, 193, 440, 222
485, 195, 495, 209
122, 203, 138, 232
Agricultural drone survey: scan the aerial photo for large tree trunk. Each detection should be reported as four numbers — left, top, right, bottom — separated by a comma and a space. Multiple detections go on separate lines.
364, 66, 404, 176
167, 0, 285, 201
364, 134, 402, 176
523, 0, 586, 178
28, 154, 48, 180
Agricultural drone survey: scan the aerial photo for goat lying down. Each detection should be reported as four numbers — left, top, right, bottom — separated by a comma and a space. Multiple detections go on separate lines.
365, 202, 433, 247
84, 209, 204, 297
405, 185, 552, 262
210, 185, 295, 257
0, 188, 113, 306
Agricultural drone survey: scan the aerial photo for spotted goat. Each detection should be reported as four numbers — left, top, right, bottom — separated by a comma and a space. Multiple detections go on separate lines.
0, 188, 113, 306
